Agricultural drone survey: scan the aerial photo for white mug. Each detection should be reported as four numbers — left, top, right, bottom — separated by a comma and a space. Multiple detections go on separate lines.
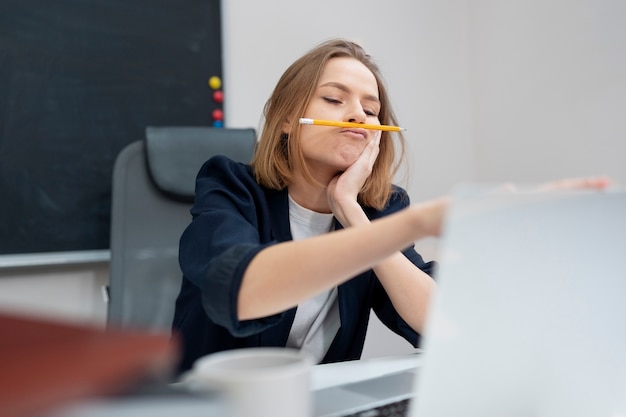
182, 347, 313, 417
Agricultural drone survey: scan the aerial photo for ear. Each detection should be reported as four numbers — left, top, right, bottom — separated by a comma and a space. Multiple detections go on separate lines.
281, 118, 292, 134
282, 114, 297, 135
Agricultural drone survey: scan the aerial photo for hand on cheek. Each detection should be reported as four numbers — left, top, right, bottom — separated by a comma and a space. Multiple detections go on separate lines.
327, 131, 381, 218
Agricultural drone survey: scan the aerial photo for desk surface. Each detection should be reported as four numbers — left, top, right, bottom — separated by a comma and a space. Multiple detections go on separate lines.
47, 353, 423, 417
312, 353, 422, 390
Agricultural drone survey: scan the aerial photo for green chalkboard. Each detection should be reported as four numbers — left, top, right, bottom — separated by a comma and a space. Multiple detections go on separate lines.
0, 0, 222, 255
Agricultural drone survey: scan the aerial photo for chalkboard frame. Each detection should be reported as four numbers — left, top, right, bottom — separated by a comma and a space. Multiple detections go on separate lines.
0, 0, 223, 263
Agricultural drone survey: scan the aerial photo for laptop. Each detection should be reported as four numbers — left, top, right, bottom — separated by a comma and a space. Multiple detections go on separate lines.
315, 185, 626, 417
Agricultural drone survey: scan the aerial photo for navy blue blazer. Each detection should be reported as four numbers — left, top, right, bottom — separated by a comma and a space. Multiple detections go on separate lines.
172, 155, 436, 373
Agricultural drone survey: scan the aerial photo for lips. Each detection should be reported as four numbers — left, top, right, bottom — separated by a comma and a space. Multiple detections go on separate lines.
340, 128, 367, 139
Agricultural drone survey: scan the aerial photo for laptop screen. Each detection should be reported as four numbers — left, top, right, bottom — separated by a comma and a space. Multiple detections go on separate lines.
409, 187, 626, 417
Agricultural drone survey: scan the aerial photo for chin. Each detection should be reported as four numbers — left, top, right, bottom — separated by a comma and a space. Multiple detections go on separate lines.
337, 149, 361, 166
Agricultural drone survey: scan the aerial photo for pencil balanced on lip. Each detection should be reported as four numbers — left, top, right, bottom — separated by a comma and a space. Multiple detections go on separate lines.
299, 118, 406, 132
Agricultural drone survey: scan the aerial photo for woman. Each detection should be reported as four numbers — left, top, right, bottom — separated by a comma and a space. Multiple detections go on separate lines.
172, 38, 607, 373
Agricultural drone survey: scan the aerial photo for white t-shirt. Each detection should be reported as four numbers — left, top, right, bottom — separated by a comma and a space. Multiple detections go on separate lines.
285, 195, 341, 363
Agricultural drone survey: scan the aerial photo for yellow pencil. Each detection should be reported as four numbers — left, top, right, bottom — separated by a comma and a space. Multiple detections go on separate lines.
299, 118, 406, 132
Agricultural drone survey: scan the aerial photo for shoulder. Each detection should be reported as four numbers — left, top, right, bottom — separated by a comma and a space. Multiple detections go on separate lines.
198, 154, 253, 178
195, 155, 259, 189
389, 185, 410, 204
385, 185, 411, 213
193, 155, 267, 202
364, 185, 411, 219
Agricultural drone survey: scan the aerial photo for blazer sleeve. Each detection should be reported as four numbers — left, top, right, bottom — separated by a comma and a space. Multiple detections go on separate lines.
178, 155, 284, 336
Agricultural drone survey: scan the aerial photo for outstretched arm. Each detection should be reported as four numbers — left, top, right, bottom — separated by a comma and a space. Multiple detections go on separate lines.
237, 133, 447, 332
237, 199, 446, 322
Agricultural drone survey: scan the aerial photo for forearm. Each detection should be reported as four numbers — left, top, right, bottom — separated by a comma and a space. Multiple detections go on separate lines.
237, 204, 431, 320
338, 198, 437, 333
373, 253, 436, 334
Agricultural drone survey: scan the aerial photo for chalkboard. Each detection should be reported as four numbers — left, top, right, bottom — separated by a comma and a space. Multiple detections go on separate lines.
0, 0, 222, 256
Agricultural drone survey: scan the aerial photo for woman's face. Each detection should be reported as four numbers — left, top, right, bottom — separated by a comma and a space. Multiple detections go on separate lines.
295, 57, 381, 179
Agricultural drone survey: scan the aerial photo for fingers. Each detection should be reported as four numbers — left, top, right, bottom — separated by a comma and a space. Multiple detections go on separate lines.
332, 131, 381, 192
328, 131, 381, 205
369, 132, 381, 163
362, 130, 382, 168
539, 176, 614, 191
345, 131, 380, 175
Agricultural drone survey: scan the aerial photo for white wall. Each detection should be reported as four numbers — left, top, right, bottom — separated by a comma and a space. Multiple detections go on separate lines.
469, 0, 626, 184
1, 0, 624, 357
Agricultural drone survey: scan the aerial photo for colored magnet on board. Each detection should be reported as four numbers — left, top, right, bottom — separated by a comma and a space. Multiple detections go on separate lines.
213, 90, 224, 103
212, 109, 223, 121
213, 120, 223, 128
208, 76, 222, 90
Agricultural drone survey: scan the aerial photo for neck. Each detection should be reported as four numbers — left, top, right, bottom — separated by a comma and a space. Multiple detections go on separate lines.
288, 174, 332, 214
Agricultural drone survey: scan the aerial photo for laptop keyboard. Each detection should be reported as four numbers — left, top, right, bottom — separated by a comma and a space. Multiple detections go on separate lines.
342, 398, 411, 417
313, 369, 417, 417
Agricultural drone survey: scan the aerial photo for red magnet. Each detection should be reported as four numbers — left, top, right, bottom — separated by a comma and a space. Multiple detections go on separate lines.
212, 109, 224, 121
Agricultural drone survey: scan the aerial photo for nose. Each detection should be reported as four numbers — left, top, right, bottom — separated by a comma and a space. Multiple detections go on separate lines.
345, 100, 367, 124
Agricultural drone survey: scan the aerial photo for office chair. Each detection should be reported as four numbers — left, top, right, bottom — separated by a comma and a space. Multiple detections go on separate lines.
107, 126, 256, 332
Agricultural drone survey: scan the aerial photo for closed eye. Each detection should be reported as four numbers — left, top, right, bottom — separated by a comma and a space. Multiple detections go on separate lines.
323, 97, 378, 117
323, 97, 342, 104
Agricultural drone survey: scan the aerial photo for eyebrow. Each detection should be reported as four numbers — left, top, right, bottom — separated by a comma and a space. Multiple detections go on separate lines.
319, 82, 380, 104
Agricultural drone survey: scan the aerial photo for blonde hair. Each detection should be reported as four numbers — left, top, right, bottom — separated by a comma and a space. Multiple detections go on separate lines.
251, 38, 407, 210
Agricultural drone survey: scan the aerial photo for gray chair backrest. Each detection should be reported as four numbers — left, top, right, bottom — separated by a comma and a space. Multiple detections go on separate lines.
107, 126, 256, 332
